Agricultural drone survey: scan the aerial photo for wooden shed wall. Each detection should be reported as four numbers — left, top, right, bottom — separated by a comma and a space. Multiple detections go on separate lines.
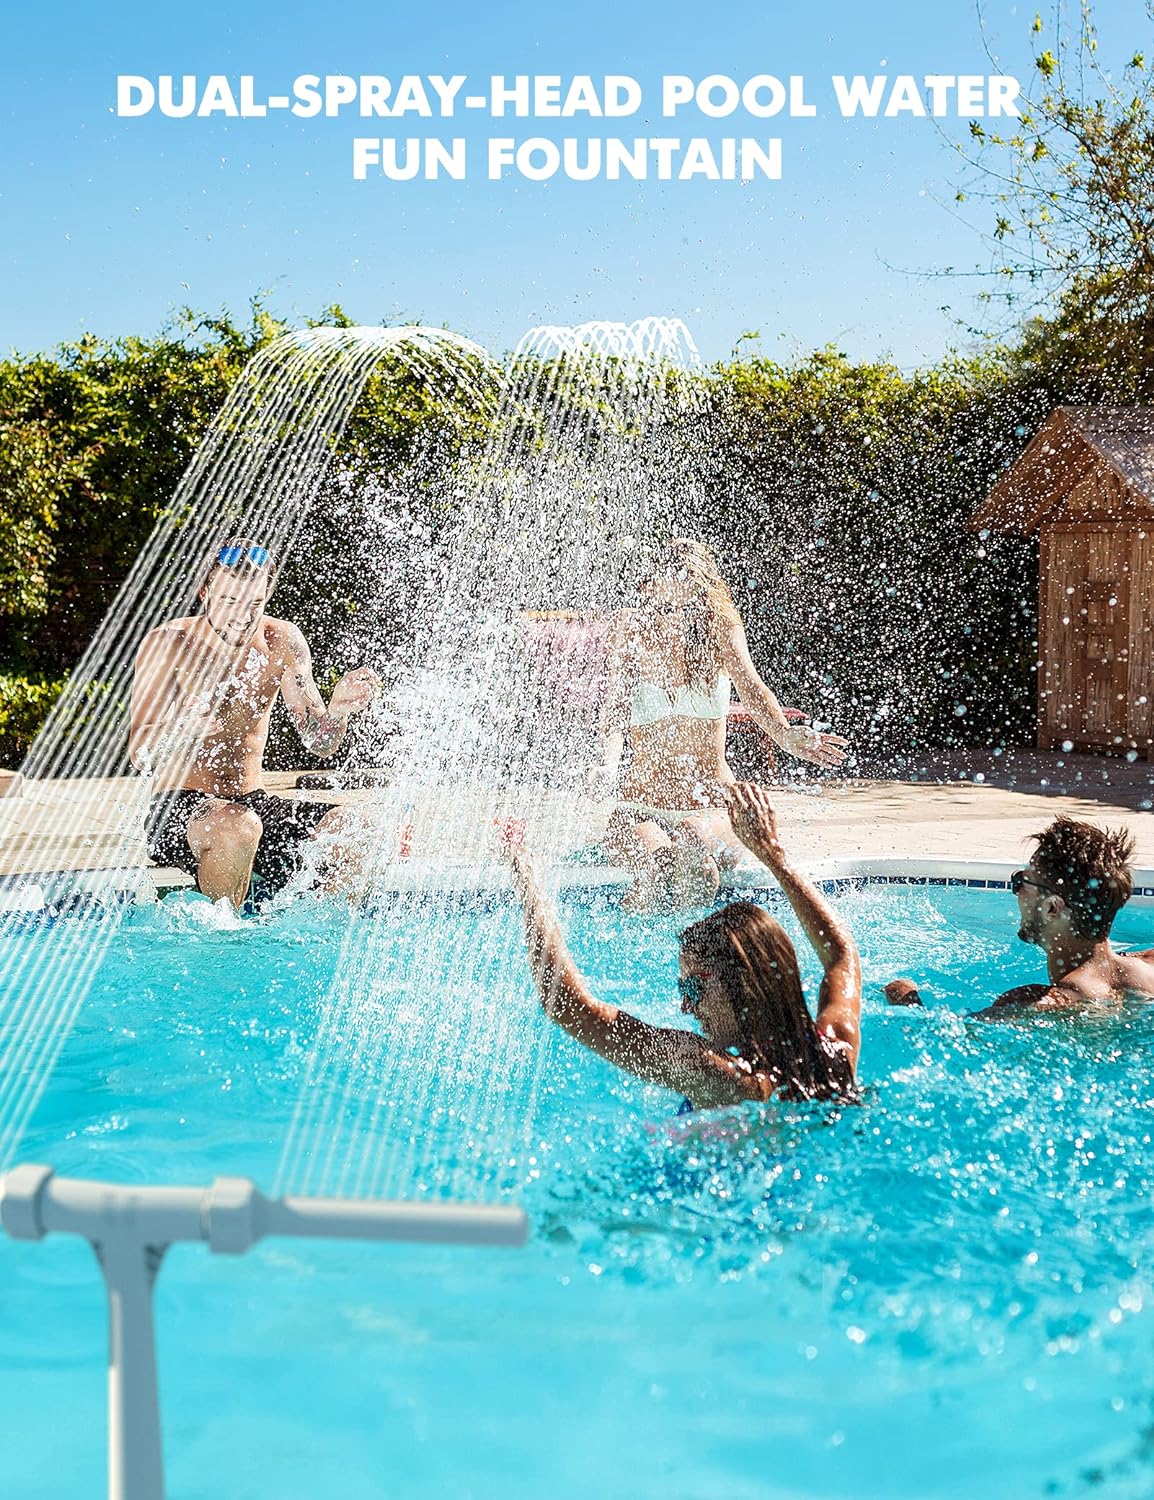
1038, 510, 1153, 752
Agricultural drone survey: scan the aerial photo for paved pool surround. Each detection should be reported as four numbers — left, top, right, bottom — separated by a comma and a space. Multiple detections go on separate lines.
1, 749, 1152, 906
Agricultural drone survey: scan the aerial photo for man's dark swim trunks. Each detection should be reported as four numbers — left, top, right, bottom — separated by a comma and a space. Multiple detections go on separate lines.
145, 788, 336, 897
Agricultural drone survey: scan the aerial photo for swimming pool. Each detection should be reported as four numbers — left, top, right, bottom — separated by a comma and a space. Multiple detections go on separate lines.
2, 880, 1153, 1499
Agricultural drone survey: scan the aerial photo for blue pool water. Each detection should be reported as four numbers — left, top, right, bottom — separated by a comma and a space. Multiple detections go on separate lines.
2, 881, 1154, 1498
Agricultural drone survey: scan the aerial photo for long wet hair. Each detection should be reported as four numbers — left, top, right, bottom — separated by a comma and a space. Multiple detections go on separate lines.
680, 901, 858, 1103
644, 538, 740, 693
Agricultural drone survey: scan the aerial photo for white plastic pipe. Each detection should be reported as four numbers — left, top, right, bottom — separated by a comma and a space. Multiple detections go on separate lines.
0, 1166, 528, 1500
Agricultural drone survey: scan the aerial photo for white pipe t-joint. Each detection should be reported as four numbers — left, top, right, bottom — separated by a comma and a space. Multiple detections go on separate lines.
0, 1165, 528, 1500
1, 1164, 528, 1251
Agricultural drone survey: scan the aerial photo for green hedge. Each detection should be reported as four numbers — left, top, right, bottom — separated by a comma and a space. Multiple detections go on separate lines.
0, 674, 67, 768
688, 350, 1046, 758
1, 296, 1148, 767
0, 307, 285, 678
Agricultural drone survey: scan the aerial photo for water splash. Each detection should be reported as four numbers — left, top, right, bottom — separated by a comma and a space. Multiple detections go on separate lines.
0, 325, 495, 1170
275, 318, 709, 1200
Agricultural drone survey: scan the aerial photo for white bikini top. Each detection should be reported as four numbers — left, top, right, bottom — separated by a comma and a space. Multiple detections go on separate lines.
630, 673, 731, 728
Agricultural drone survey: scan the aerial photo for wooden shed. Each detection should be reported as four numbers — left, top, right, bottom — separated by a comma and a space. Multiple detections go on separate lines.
970, 406, 1154, 757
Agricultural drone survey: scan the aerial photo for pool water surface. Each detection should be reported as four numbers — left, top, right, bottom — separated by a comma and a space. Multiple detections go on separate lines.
1, 881, 1152, 1499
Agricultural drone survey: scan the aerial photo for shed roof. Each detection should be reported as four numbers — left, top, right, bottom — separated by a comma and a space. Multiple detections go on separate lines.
970, 406, 1154, 534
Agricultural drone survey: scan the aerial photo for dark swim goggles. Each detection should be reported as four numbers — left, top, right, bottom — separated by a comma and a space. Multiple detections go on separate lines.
217, 545, 270, 567
1009, 869, 1059, 897
677, 974, 707, 1009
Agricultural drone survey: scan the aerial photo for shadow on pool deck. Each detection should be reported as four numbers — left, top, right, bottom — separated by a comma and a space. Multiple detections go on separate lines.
893, 746, 1154, 809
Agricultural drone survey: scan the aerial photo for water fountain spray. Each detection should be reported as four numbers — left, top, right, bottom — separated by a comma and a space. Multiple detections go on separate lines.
275, 318, 709, 1205
0, 325, 496, 1171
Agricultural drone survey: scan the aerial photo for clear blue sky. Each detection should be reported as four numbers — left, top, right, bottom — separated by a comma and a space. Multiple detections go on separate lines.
0, 0, 1145, 366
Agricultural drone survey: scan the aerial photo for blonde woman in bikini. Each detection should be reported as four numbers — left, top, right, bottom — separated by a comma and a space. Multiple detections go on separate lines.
597, 539, 848, 911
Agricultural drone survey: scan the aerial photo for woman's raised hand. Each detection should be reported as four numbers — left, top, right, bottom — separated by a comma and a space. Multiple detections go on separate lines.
493, 816, 530, 872
783, 722, 850, 768
721, 782, 784, 864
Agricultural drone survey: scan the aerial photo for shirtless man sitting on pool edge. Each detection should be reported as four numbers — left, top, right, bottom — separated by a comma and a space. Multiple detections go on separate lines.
129, 538, 379, 908
885, 815, 1154, 1016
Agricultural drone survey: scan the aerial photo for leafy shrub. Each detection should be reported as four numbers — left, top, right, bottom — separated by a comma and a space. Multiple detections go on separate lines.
690, 348, 1044, 760
0, 674, 67, 767
0, 298, 1140, 767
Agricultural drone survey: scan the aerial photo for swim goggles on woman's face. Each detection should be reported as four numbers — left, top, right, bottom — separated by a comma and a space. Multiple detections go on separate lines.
678, 973, 707, 1010
217, 545, 270, 567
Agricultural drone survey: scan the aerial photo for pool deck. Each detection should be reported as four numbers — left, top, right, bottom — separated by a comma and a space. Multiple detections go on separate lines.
773, 747, 1154, 866
1, 748, 1151, 888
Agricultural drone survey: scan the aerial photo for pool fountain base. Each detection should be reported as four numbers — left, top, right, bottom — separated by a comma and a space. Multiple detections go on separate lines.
0, 1165, 527, 1500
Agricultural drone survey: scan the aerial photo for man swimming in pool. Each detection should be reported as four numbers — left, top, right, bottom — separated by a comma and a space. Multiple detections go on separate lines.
129, 538, 379, 907
885, 815, 1154, 1016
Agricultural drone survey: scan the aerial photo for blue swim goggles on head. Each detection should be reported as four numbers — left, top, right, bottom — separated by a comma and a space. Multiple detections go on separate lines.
217, 545, 270, 567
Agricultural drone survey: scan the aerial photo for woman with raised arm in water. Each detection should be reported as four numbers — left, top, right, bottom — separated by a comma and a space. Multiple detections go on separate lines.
595, 538, 848, 911
503, 783, 862, 1111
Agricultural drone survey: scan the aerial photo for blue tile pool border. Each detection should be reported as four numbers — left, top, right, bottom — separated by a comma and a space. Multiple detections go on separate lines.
3, 861, 1154, 915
